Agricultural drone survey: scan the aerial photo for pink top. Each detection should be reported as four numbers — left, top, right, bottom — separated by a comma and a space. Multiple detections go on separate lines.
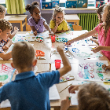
95, 23, 110, 60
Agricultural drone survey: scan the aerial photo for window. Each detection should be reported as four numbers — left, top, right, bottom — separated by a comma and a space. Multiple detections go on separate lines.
0, 0, 5, 4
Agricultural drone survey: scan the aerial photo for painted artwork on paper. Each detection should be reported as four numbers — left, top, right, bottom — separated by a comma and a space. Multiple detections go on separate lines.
77, 60, 108, 81
0, 64, 15, 83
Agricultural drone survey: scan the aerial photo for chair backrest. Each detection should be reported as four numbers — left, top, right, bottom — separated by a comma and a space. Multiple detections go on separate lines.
72, 25, 82, 31
26, 24, 31, 31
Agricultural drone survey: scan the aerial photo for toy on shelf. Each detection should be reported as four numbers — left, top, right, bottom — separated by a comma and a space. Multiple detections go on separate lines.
55, 38, 68, 42
36, 50, 45, 57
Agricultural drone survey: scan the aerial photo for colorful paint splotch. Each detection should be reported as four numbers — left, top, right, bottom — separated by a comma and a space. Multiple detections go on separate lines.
77, 60, 108, 82
0, 64, 15, 83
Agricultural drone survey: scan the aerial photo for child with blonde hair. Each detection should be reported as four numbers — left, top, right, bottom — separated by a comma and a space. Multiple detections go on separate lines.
61, 82, 110, 110
49, 5, 70, 33
66, 4, 110, 61
0, 41, 71, 110
26, 1, 52, 36
0, 19, 12, 60
0, 5, 18, 50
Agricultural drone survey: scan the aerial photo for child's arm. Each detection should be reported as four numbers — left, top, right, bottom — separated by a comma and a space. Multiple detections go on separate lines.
0, 52, 12, 60
57, 47, 71, 77
102, 64, 110, 71
2, 39, 12, 50
9, 27, 18, 39
30, 26, 37, 36
92, 46, 110, 53
68, 85, 80, 93
66, 28, 97, 45
43, 21, 52, 34
90, 38, 99, 45
60, 97, 71, 110
56, 30, 67, 33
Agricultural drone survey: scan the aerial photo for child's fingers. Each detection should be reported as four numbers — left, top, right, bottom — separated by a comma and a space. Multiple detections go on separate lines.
102, 64, 106, 69
68, 85, 76, 93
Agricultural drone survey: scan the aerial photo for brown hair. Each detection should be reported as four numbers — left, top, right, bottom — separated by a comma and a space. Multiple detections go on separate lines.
25, 1, 39, 14
0, 19, 13, 31
100, 4, 110, 41
0, 5, 5, 13
12, 42, 35, 70
97, 4, 106, 23
78, 82, 110, 110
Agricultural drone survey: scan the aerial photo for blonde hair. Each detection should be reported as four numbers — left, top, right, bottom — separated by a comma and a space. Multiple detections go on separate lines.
52, 5, 65, 21
0, 5, 5, 13
100, 4, 110, 41
0, 19, 12, 31
12, 42, 35, 70
78, 82, 110, 110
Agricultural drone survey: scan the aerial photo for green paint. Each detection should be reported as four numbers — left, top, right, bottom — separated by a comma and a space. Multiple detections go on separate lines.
0, 75, 8, 81
97, 73, 103, 78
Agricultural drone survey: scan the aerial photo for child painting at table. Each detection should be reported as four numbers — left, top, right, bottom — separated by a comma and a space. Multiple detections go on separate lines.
0, 5, 19, 50
60, 82, 110, 110
91, 4, 106, 44
0, 41, 71, 110
25, 1, 52, 36
0, 19, 12, 60
49, 5, 70, 33
66, 4, 110, 61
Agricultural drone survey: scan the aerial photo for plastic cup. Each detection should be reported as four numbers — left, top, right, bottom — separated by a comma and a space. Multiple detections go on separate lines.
51, 35, 55, 43
55, 60, 61, 70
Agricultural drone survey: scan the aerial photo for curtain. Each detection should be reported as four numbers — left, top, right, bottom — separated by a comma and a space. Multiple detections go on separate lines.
6, 0, 26, 14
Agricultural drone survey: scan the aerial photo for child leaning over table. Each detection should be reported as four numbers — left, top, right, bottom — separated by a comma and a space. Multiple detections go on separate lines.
0, 19, 12, 60
26, 1, 52, 36
0, 5, 19, 50
0, 41, 71, 110
60, 82, 110, 110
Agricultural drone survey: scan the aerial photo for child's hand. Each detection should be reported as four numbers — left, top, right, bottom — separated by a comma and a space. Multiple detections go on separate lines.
60, 97, 71, 110
57, 46, 64, 53
68, 85, 79, 93
34, 31, 37, 36
14, 26, 19, 31
91, 46, 102, 53
66, 40, 73, 46
2, 45, 9, 50
102, 64, 110, 71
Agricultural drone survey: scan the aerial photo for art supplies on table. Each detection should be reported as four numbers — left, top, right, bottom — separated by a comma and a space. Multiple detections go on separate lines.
55, 38, 68, 42
0, 63, 15, 83
77, 60, 108, 82
36, 50, 45, 57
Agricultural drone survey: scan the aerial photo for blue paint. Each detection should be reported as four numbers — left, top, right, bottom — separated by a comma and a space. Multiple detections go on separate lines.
84, 66, 90, 79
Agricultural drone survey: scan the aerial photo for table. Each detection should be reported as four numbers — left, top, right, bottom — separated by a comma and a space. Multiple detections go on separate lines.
0, 31, 109, 110
64, 14, 80, 25
5, 15, 28, 31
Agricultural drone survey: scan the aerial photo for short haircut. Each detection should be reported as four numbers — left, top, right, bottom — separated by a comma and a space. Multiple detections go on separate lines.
0, 19, 13, 31
78, 82, 110, 110
12, 42, 35, 70
0, 5, 5, 13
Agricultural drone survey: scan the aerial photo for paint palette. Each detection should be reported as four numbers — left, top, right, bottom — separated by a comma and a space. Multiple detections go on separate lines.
36, 37, 43, 42
55, 38, 68, 42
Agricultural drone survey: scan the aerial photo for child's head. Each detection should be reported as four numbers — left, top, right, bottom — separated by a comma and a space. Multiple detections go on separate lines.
12, 42, 36, 72
0, 19, 12, 41
97, 4, 106, 23
25, 1, 41, 21
0, 5, 6, 19
52, 5, 65, 24
101, 4, 110, 39
78, 82, 110, 110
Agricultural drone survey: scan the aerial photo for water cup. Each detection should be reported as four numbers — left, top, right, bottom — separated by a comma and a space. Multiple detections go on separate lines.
55, 60, 61, 70
51, 35, 55, 43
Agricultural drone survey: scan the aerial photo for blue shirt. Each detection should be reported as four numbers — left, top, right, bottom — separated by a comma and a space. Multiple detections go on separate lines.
0, 71, 60, 110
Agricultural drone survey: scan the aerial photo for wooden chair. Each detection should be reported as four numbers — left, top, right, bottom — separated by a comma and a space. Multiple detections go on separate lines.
72, 24, 82, 31
26, 24, 31, 31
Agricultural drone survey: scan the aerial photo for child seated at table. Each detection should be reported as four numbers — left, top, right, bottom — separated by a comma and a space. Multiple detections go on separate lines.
60, 82, 110, 110
49, 5, 70, 33
0, 41, 71, 110
66, 4, 110, 61
0, 19, 12, 60
26, 1, 52, 36
0, 5, 19, 50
